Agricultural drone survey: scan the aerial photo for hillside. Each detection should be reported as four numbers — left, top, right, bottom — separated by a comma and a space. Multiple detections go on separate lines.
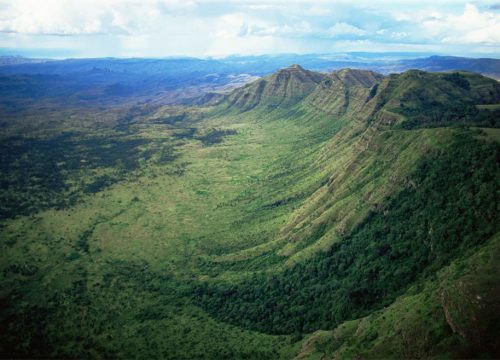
303, 68, 383, 116
364, 70, 500, 128
0, 65, 499, 359
226, 64, 324, 110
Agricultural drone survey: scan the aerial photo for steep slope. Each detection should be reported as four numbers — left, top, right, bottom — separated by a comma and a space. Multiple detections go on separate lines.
196, 128, 499, 333
304, 68, 383, 116
225, 64, 324, 111
295, 232, 500, 359
252, 69, 500, 266
192, 68, 500, 356
335, 68, 383, 88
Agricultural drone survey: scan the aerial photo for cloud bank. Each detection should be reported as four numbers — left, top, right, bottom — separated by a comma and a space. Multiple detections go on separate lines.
0, 0, 498, 57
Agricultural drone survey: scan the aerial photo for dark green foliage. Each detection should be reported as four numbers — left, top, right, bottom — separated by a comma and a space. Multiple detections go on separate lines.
77, 137, 150, 170
83, 174, 115, 194
196, 129, 237, 145
195, 131, 499, 335
0, 134, 70, 219
5, 263, 38, 276
443, 72, 470, 90
293, 222, 328, 252
473, 108, 500, 127
368, 83, 379, 99
158, 147, 177, 164
197, 250, 286, 274
399, 103, 500, 129
0, 134, 149, 219
76, 228, 94, 253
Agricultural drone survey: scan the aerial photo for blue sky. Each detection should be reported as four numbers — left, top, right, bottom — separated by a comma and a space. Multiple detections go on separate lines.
0, 0, 499, 58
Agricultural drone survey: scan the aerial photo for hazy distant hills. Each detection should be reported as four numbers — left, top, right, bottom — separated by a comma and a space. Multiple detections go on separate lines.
0, 55, 54, 66
1, 54, 499, 78
0, 54, 498, 111
379, 56, 500, 80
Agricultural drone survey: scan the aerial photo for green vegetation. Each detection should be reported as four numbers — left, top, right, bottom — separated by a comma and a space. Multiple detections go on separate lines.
194, 131, 499, 335
0, 132, 178, 219
296, 232, 500, 359
368, 70, 500, 129
0, 68, 499, 359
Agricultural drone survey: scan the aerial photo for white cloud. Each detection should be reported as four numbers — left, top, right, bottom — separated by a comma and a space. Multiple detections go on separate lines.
391, 31, 407, 39
214, 13, 312, 39
213, 13, 245, 40
393, 3, 500, 45
305, 6, 332, 17
390, 8, 444, 24
0, 0, 101, 35
328, 22, 366, 37
423, 3, 500, 45
0, 0, 196, 36
0, 0, 497, 58
248, 21, 313, 37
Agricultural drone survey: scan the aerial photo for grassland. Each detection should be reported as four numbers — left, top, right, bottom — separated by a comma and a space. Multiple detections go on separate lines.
1, 99, 352, 358
0, 68, 499, 358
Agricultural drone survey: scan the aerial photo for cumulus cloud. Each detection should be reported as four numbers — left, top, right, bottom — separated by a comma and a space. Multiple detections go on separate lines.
0, 0, 195, 36
247, 21, 313, 38
305, 6, 332, 17
391, 3, 500, 45
423, 3, 500, 45
328, 22, 367, 37
214, 13, 313, 40
0, 0, 498, 57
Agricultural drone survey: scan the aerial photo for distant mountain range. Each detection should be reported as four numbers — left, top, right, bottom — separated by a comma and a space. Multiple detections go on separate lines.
378, 56, 500, 80
0, 54, 498, 112
1, 53, 499, 77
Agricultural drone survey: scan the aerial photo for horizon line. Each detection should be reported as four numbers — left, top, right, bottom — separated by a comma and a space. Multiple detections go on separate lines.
1, 51, 500, 62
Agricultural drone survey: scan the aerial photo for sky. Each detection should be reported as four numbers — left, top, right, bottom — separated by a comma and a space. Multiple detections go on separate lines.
0, 0, 499, 58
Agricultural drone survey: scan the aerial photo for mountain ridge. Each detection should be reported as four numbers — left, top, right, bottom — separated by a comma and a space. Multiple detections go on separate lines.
225, 64, 324, 111
218, 66, 500, 128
